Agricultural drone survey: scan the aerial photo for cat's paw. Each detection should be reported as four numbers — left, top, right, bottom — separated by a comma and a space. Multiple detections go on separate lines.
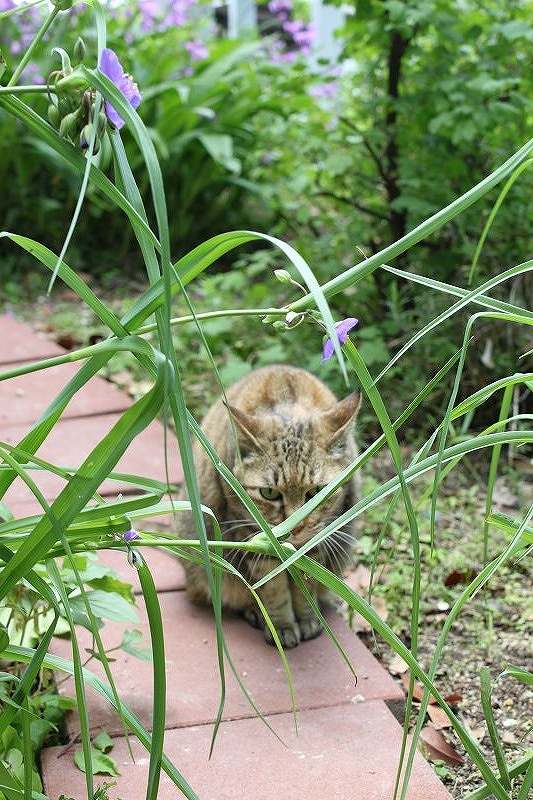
243, 607, 262, 629
298, 616, 323, 641
264, 620, 301, 649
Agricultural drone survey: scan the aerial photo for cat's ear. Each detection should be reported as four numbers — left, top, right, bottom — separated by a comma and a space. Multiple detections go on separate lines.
226, 404, 264, 449
320, 392, 361, 444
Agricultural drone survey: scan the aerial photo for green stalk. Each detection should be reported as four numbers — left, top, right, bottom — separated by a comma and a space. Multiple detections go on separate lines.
8, 5, 60, 86
482, 384, 514, 562
0, 85, 52, 94
135, 556, 166, 800
480, 667, 511, 789
136, 307, 286, 334
463, 755, 532, 800
21, 698, 32, 800
0, 0, 47, 18
517, 757, 533, 800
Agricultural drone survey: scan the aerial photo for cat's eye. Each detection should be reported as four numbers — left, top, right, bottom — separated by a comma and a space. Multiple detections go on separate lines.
306, 485, 326, 502
259, 487, 282, 501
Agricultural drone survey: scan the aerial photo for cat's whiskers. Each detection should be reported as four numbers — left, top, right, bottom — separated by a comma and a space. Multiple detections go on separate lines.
223, 521, 257, 537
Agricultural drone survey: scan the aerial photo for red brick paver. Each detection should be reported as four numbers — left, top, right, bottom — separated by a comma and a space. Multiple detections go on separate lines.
0, 315, 63, 365
42, 701, 451, 800
1, 413, 182, 508
0, 315, 452, 800
51, 592, 402, 735
0, 361, 129, 425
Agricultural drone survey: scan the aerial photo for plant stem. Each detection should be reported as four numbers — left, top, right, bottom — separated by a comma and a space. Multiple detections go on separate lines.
0, 85, 52, 94
8, 5, 60, 87
136, 307, 286, 334
0, 0, 47, 19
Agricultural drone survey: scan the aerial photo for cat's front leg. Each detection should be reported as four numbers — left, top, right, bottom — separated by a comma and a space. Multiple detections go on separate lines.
246, 557, 301, 648
290, 582, 323, 642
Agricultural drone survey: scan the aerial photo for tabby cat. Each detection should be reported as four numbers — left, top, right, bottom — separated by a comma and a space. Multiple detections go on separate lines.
178, 365, 360, 648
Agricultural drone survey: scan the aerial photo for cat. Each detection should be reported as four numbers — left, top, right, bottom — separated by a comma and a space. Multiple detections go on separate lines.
177, 364, 361, 648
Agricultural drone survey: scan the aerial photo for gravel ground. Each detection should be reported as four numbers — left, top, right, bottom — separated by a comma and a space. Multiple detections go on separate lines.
357, 459, 532, 799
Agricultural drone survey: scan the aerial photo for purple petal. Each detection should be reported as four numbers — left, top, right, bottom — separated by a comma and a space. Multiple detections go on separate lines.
123, 529, 140, 542
104, 100, 124, 129
335, 317, 359, 344
322, 338, 335, 361
99, 48, 141, 129
322, 317, 359, 361
99, 48, 123, 83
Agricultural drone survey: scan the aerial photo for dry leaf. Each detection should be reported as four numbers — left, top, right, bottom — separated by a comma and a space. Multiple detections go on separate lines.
444, 569, 476, 587
420, 726, 464, 765
400, 673, 428, 702
444, 691, 463, 704
427, 705, 452, 729
388, 654, 409, 675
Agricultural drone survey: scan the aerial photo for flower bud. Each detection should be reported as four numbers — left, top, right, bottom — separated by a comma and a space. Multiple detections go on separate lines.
47, 103, 61, 129
79, 123, 100, 154
274, 269, 292, 284
55, 67, 89, 93
73, 36, 86, 64
59, 109, 81, 139
272, 320, 286, 330
96, 132, 112, 170
285, 311, 305, 328
53, 0, 74, 9
94, 109, 107, 136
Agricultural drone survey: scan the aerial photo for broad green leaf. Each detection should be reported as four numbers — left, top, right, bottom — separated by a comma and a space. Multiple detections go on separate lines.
74, 747, 119, 777
68, 591, 138, 624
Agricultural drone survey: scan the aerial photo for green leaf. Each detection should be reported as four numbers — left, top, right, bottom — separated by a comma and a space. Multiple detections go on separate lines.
87, 575, 135, 604
0, 624, 9, 654
68, 591, 138, 624
74, 747, 119, 777
120, 629, 152, 662
93, 731, 114, 754
501, 666, 533, 686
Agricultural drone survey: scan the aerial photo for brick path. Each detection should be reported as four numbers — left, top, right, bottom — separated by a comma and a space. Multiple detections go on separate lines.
0, 315, 452, 799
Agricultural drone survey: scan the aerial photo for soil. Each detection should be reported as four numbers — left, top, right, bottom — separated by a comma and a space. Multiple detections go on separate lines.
356, 457, 533, 799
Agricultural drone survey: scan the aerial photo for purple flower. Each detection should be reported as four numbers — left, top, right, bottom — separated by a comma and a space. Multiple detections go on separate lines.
185, 39, 208, 61
309, 81, 338, 100
99, 48, 141, 130
322, 318, 359, 361
268, 0, 292, 17
123, 528, 140, 542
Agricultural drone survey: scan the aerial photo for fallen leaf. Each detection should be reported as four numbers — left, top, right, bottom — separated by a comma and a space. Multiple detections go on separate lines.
400, 673, 430, 702
427, 705, 452, 729
444, 569, 476, 587
388, 654, 409, 675
444, 691, 463, 704
420, 727, 464, 765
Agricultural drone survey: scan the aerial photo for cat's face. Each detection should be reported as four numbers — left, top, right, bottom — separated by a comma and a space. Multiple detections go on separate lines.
225, 393, 360, 548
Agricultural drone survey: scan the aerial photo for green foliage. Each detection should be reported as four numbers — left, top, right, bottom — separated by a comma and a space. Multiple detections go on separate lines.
0, 3, 531, 800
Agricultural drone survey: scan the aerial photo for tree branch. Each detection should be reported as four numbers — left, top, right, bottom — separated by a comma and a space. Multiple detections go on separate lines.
313, 190, 388, 221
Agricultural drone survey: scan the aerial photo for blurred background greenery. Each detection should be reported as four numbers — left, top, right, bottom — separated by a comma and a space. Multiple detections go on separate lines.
1, 0, 532, 434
